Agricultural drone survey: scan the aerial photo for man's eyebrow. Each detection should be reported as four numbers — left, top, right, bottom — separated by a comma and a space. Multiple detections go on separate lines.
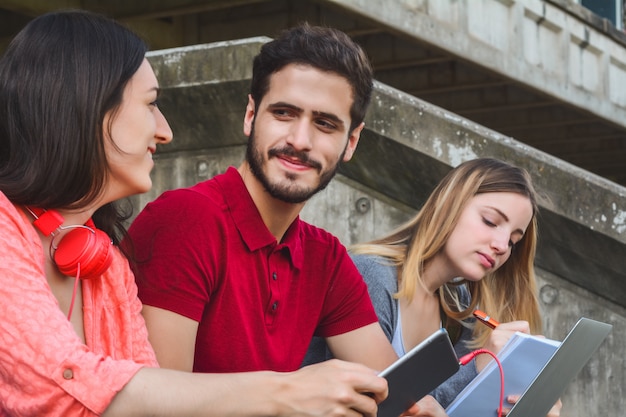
313, 110, 345, 129
267, 102, 346, 129
267, 102, 303, 113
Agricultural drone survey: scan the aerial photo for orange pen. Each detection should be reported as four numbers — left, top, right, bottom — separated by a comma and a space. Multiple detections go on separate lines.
473, 309, 500, 329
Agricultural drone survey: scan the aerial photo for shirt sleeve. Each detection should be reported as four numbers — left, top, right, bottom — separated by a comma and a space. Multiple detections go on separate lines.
126, 189, 220, 322
122, 255, 161, 367
431, 285, 478, 407
351, 254, 399, 341
351, 253, 479, 408
300, 254, 396, 366
0, 201, 143, 416
312, 242, 378, 338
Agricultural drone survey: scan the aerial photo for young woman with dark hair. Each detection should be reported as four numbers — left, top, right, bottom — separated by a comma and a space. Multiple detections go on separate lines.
0, 10, 391, 417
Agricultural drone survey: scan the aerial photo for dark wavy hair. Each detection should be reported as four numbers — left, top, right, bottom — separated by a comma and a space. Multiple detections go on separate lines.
250, 22, 373, 133
0, 10, 148, 243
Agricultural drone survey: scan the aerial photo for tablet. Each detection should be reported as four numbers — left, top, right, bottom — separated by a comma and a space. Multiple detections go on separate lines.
377, 328, 460, 417
506, 317, 611, 417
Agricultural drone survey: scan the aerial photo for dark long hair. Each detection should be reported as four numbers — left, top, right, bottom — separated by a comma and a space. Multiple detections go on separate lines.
250, 23, 373, 133
0, 10, 147, 243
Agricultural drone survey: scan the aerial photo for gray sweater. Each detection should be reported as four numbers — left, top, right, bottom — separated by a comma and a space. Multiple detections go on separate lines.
302, 254, 478, 408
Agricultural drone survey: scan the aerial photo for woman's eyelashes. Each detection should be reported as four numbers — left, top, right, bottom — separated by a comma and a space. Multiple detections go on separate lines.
482, 216, 497, 228
482, 215, 516, 249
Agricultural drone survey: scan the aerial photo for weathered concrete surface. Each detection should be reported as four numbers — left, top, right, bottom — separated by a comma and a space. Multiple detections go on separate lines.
355, 82, 626, 307
133, 40, 625, 417
326, 0, 626, 133
1, 0, 624, 183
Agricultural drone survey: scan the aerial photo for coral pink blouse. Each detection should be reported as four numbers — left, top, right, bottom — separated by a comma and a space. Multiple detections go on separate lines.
0, 192, 158, 416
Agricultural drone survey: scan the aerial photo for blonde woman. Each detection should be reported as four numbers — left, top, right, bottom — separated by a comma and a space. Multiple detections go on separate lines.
306, 158, 561, 415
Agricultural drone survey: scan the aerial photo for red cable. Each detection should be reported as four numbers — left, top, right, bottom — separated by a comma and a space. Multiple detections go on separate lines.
66, 263, 81, 321
459, 348, 505, 417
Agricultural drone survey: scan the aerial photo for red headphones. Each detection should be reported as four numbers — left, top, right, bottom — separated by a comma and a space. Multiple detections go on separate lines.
29, 207, 113, 279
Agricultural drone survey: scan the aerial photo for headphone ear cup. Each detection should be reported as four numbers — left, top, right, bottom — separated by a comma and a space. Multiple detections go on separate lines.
53, 227, 113, 279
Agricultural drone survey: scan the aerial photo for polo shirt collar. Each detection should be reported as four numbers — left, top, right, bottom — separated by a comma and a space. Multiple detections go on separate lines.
218, 167, 304, 269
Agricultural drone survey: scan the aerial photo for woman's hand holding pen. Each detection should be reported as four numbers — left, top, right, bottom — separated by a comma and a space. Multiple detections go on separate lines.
473, 310, 531, 373
472, 310, 563, 416
476, 320, 530, 372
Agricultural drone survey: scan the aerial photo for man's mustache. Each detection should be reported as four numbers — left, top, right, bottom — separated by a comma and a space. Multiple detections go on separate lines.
268, 147, 322, 172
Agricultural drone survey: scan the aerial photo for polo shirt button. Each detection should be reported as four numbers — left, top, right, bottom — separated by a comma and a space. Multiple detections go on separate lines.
272, 301, 279, 311
62, 369, 74, 380
272, 272, 277, 280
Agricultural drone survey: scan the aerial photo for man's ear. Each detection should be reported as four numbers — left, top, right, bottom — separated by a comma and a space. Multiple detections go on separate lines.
243, 94, 255, 136
342, 122, 365, 162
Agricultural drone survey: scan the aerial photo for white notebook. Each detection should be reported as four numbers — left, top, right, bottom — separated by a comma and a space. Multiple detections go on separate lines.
446, 317, 612, 417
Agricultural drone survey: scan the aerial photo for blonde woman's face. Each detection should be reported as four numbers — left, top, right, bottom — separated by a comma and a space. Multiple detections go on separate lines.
441, 191, 533, 282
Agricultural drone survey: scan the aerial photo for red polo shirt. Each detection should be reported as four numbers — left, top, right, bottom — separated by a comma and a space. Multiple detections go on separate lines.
128, 167, 377, 372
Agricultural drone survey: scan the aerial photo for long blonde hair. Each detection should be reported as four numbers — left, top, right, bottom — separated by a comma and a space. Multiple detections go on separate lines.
350, 158, 542, 347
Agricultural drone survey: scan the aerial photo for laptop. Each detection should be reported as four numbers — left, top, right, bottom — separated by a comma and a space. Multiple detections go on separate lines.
447, 317, 611, 416
506, 317, 612, 416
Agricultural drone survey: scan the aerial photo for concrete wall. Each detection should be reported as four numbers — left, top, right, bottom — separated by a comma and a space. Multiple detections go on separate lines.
130, 39, 625, 417
327, 0, 626, 130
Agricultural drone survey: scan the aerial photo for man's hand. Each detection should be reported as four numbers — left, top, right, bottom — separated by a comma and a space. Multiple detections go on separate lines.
274, 359, 388, 417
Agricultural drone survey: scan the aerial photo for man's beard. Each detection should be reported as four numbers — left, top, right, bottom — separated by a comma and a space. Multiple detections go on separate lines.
245, 123, 345, 204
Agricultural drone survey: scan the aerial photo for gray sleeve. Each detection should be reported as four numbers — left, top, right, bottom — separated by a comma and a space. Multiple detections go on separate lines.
356, 258, 479, 407
431, 325, 478, 407
350, 254, 399, 342
431, 284, 478, 408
